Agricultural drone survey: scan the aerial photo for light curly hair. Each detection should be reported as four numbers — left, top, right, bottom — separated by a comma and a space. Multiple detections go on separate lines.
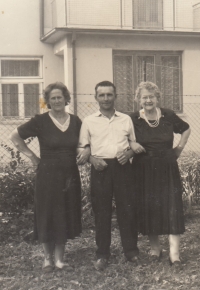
135, 81, 161, 102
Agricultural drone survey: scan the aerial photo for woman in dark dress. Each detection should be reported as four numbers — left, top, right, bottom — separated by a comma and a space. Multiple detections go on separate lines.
130, 82, 191, 268
10, 82, 89, 272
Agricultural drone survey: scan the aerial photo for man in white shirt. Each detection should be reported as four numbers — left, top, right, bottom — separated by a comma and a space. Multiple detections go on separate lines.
79, 81, 139, 270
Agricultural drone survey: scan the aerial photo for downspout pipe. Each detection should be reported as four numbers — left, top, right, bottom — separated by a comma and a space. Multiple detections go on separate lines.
72, 32, 77, 115
173, 0, 175, 31
40, 0, 44, 38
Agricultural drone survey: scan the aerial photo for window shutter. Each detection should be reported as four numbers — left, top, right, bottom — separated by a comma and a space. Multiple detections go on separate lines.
24, 84, 40, 117
113, 55, 134, 112
2, 84, 19, 116
160, 56, 181, 112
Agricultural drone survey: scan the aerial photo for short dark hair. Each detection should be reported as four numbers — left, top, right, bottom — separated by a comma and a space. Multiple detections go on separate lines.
95, 81, 116, 96
43, 82, 71, 109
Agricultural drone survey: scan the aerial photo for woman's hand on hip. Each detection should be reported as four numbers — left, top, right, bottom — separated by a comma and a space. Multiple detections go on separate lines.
174, 146, 183, 159
30, 155, 40, 167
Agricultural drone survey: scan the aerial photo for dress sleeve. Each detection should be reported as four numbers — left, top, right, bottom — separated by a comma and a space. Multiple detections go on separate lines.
17, 115, 41, 140
170, 111, 190, 134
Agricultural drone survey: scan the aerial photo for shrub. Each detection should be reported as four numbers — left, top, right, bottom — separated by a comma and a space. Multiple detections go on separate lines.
178, 151, 200, 212
0, 169, 35, 215
1, 143, 199, 223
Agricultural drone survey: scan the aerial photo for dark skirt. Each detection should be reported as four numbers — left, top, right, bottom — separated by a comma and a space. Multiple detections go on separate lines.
132, 149, 185, 235
33, 155, 82, 243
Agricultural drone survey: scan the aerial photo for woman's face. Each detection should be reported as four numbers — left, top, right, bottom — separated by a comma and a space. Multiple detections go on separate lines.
48, 89, 66, 112
139, 88, 158, 111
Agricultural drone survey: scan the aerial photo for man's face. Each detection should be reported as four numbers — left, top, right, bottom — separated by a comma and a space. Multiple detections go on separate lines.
95, 86, 116, 111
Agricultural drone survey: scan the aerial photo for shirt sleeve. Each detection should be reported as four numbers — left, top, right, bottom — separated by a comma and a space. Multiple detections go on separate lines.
78, 119, 91, 148
170, 111, 190, 134
17, 115, 40, 140
127, 117, 136, 143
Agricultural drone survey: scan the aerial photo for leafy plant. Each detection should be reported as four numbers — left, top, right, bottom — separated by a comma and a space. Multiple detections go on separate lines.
78, 163, 94, 227
178, 151, 200, 212
0, 137, 35, 171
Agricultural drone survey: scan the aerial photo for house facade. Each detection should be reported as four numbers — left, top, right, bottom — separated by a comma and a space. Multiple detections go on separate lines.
0, 0, 200, 157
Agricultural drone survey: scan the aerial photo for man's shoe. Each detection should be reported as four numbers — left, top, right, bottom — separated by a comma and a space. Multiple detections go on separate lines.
127, 255, 139, 266
169, 258, 183, 271
94, 258, 108, 271
149, 250, 162, 262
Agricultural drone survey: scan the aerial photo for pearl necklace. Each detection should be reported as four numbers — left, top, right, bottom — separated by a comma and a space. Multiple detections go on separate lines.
143, 108, 160, 128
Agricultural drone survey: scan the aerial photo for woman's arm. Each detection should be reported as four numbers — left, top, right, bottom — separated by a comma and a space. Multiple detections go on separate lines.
10, 128, 40, 166
76, 146, 91, 165
174, 127, 191, 159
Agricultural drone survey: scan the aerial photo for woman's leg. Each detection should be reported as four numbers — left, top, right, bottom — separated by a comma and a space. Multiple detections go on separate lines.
169, 234, 180, 262
54, 243, 68, 268
42, 242, 54, 268
149, 235, 161, 256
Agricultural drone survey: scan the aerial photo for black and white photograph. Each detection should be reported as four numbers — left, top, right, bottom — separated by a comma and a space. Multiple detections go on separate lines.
0, 0, 199, 289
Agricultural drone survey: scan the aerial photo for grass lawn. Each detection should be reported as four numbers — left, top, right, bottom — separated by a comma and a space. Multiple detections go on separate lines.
0, 205, 200, 290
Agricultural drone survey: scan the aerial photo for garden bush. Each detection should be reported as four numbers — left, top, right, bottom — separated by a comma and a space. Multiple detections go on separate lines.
178, 151, 200, 212
0, 145, 199, 224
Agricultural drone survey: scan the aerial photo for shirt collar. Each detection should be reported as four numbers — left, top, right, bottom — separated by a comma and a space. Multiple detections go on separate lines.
94, 109, 120, 117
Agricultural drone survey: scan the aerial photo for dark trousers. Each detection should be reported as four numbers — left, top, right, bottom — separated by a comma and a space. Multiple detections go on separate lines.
91, 159, 138, 259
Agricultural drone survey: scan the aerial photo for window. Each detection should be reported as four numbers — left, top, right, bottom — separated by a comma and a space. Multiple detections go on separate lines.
113, 51, 182, 112
0, 57, 43, 118
133, 0, 163, 29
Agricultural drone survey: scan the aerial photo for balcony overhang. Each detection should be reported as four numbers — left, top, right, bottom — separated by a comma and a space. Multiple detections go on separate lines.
40, 27, 200, 44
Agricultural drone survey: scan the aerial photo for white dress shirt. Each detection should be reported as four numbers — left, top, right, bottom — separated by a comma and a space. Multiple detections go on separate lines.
78, 110, 136, 158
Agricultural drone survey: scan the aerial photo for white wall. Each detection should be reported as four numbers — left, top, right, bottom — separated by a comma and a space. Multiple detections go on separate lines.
65, 33, 200, 151
43, 0, 194, 32
73, 33, 200, 100
0, 0, 64, 86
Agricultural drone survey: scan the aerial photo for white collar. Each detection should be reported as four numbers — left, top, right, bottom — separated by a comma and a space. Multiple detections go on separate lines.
49, 112, 70, 132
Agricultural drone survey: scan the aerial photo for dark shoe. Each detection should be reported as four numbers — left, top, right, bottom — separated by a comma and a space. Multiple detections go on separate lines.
149, 250, 162, 262
94, 258, 108, 271
169, 258, 183, 271
127, 255, 139, 266
42, 256, 54, 273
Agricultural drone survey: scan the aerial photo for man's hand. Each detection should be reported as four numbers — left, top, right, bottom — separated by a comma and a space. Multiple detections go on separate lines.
131, 142, 146, 154
89, 156, 108, 171
77, 147, 91, 165
117, 149, 133, 165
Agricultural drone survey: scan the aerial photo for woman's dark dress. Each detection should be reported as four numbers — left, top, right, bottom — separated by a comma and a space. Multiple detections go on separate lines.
130, 108, 189, 235
18, 112, 82, 243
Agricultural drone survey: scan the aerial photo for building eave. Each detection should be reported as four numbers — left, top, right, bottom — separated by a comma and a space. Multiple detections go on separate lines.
40, 27, 200, 44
